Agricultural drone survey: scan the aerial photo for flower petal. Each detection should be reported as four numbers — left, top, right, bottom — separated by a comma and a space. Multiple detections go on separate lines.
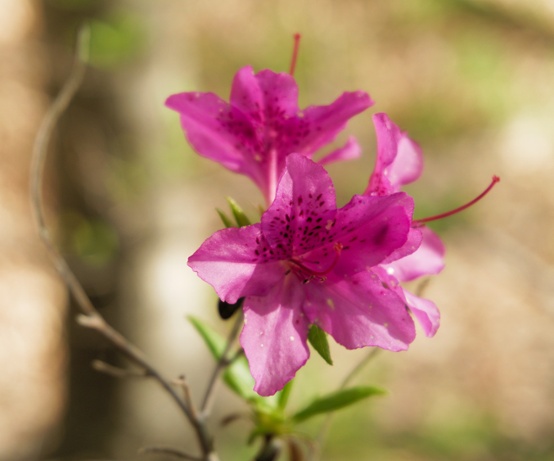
330, 193, 414, 274
262, 154, 337, 254
366, 113, 423, 196
165, 92, 247, 169
241, 280, 310, 396
318, 136, 361, 166
298, 91, 373, 156
230, 66, 299, 119
385, 227, 445, 281
304, 271, 416, 351
403, 290, 440, 337
381, 226, 423, 266
188, 225, 286, 303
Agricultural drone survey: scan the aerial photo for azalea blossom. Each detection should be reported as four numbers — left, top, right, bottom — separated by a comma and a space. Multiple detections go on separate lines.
366, 112, 445, 337
165, 66, 372, 204
189, 154, 426, 396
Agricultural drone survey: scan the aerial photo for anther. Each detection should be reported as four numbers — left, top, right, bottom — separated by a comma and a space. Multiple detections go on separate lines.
289, 33, 302, 76
415, 175, 500, 225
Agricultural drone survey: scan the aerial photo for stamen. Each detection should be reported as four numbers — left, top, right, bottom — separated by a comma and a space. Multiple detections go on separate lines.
415, 176, 500, 225
289, 33, 302, 76
290, 242, 342, 277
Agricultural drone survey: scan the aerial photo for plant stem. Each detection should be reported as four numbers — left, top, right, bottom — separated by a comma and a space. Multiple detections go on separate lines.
200, 311, 244, 414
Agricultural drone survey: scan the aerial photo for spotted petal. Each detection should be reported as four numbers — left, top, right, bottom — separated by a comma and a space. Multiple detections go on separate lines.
165, 92, 251, 173
230, 66, 299, 119
167, 68, 372, 204
188, 225, 286, 303
262, 154, 336, 255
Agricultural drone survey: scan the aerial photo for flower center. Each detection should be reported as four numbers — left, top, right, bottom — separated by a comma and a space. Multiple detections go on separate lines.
289, 33, 302, 76
288, 242, 343, 283
414, 175, 500, 226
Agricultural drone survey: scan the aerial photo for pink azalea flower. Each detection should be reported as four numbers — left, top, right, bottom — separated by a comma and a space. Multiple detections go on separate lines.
165, 66, 372, 204
189, 154, 424, 396
366, 113, 445, 337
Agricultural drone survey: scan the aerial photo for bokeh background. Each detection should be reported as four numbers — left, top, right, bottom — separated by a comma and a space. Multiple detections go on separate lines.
2, 0, 554, 460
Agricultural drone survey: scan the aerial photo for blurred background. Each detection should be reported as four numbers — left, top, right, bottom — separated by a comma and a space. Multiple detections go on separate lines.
1, 0, 554, 460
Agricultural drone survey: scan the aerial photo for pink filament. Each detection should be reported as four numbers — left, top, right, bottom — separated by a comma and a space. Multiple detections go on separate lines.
415, 176, 500, 225
289, 33, 302, 76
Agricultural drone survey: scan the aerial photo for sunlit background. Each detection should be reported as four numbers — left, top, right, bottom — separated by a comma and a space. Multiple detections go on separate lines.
2, 0, 554, 460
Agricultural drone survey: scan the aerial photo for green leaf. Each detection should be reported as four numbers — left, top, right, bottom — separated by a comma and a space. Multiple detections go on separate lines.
291, 386, 386, 423
188, 315, 224, 358
227, 197, 251, 227
276, 380, 293, 411
308, 325, 333, 365
188, 316, 274, 410
216, 208, 235, 228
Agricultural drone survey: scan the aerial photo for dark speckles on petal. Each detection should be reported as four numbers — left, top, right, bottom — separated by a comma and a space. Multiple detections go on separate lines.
373, 224, 389, 246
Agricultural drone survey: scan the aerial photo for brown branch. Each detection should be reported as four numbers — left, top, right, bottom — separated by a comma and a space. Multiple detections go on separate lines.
138, 445, 202, 460
29, 25, 217, 461
200, 311, 244, 415
92, 359, 149, 379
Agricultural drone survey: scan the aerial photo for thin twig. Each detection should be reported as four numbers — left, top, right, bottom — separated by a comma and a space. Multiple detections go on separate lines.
92, 359, 149, 379
138, 446, 202, 460
313, 348, 381, 459
29, 26, 217, 461
173, 375, 199, 420
340, 348, 381, 390
200, 311, 244, 415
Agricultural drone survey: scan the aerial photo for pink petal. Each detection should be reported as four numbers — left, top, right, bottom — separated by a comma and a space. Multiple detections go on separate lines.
165, 92, 249, 172
381, 227, 423, 265
403, 290, 440, 337
241, 281, 310, 396
385, 227, 445, 282
298, 91, 373, 156
366, 113, 423, 196
317, 136, 361, 166
262, 154, 337, 252
304, 271, 416, 351
188, 225, 286, 303
230, 66, 299, 119
331, 193, 414, 274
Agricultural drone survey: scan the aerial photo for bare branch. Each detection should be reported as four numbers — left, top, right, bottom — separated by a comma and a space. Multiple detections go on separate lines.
29, 25, 218, 461
200, 311, 244, 415
92, 360, 149, 379
173, 375, 199, 420
138, 445, 202, 460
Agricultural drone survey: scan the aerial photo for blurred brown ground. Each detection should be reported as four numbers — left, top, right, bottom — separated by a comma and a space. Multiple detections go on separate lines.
1, 0, 554, 460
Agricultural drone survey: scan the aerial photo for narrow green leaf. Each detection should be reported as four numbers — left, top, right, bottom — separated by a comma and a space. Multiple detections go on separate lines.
188, 315, 223, 358
188, 316, 281, 413
308, 324, 333, 365
276, 380, 293, 411
291, 386, 386, 423
216, 208, 235, 228
227, 197, 251, 227
188, 316, 257, 402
